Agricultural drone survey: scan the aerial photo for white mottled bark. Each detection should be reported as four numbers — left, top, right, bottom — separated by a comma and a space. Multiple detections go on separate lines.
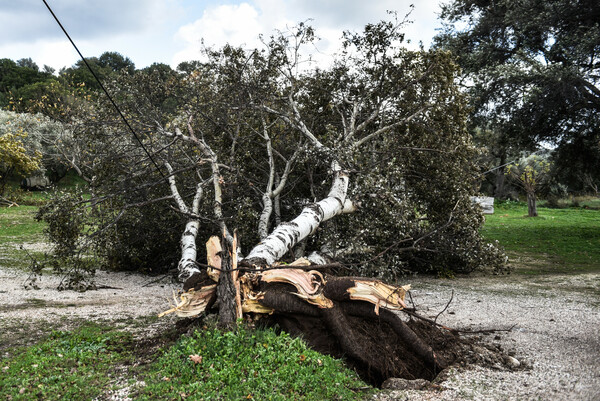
166, 162, 204, 281
258, 193, 273, 240
179, 220, 201, 281
257, 115, 296, 240
245, 162, 357, 266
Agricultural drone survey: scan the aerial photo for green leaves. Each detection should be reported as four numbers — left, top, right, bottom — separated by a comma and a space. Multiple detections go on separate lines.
436, 0, 600, 189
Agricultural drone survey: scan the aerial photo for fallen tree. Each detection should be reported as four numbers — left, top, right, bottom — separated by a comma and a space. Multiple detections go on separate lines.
34, 17, 508, 385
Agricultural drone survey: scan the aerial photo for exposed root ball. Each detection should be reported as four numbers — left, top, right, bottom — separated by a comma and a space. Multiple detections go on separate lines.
266, 313, 463, 386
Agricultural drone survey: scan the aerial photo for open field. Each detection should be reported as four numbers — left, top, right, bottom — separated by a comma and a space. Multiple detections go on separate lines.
482, 201, 600, 273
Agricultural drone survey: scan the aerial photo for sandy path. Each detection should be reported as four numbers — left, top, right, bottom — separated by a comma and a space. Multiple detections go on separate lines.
0, 267, 179, 322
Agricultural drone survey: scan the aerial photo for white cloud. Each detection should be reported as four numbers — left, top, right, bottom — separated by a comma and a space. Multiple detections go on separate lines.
173, 3, 265, 65
0, 0, 445, 71
172, 0, 444, 67
0, 39, 78, 72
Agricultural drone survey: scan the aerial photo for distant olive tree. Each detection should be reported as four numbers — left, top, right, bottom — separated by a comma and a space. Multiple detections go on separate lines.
506, 154, 551, 217
0, 110, 72, 183
0, 127, 41, 198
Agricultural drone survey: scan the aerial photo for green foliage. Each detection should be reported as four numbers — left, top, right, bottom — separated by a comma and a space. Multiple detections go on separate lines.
505, 154, 551, 194
33, 190, 95, 290
482, 201, 600, 272
94, 201, 183, 274
0, 323, 132, 401
0, 109, 69, 184
28, 19, 505, 278
0, 58, 55, 108
36, 191, 85, 259
0, 127, 41, 196
505, 154, 552, 216
435, 0, 600, 192
138, 325, 371, 400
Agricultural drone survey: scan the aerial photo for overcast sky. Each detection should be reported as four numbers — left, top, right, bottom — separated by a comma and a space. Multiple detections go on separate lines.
0, 0, 446, 71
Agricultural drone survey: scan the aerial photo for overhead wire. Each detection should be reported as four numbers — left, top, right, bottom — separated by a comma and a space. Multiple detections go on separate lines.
41, 0, 166, 179
476, 148, 547, 177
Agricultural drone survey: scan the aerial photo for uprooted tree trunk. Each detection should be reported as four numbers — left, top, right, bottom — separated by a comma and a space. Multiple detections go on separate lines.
159, 164, 465, 385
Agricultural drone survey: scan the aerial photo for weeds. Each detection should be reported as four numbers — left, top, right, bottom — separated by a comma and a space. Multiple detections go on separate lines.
0, 323, 133, 400
0, 321, 373, 401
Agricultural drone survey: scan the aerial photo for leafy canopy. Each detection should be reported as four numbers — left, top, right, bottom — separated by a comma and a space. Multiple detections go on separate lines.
36, 19, 506, 280
435, 0, 600, 189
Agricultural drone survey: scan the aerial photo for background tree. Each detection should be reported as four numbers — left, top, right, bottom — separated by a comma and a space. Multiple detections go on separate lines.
0, 58, 55, 108
0, 110, 70, 183
505, 154, 551, 216
0, 120, 41, 197
97, 51, 135, 75
435, 0, 600, 194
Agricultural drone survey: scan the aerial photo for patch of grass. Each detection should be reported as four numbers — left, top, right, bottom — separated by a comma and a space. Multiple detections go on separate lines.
482, 201, 600, 273
539, 195, 600, 210
3, 170, 89, 207
137, 324, 372, 400
0, 322, 133, 400
0, 205, 47, 270
0, 205, 45, 243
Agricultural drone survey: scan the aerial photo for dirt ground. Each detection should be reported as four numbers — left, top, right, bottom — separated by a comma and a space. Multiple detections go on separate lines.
1, 262, 599, 400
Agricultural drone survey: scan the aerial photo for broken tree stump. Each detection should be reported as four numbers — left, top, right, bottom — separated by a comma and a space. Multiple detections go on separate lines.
160, 236, 464, 386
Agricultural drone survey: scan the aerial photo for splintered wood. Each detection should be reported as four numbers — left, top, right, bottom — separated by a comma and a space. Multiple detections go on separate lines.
158, 285, 217, 318
159, 236, 410, 318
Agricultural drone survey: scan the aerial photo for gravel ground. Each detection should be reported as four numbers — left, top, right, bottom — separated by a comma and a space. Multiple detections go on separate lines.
375, 271, 600, 401
1, 264, 599, 400
0, 267, 179, 322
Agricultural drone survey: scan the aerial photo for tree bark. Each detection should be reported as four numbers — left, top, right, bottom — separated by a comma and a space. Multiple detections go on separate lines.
244, 162, 356, 266
494, 151, 507, 198
216, 235, 239, 328
527, 191, 538, 217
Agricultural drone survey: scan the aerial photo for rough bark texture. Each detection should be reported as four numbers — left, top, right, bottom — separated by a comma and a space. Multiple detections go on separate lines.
527, 192, 538, 217
216, 237, 238, 328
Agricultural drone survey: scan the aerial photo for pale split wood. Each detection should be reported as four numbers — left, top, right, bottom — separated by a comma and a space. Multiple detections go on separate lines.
158, 285, 217, 318
231, 232, 243, 320
347, 282, 411, 315
206, 235, 221, 282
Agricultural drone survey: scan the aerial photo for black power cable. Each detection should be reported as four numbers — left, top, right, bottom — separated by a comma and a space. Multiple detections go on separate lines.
41, 0, 166, 179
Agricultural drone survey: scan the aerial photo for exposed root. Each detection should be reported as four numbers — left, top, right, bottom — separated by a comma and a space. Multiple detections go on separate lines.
160, 237, 495, 386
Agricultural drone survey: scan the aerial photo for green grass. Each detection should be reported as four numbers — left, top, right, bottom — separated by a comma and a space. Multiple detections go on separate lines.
538, 195, 600, 209
482, 201, 600, 273
2, 170, 89, 206
138, 325, 371, 400
0, 323, 133, 401
0, 205, 47, 270
0, 322, 372, 401
0, 205, 45, 242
